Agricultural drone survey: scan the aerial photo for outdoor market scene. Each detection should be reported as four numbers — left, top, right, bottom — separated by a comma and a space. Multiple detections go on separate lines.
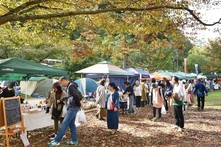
0, 1, 221, 147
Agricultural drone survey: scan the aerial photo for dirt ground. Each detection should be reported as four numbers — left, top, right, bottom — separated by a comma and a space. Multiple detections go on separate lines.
1, 106, 221, 147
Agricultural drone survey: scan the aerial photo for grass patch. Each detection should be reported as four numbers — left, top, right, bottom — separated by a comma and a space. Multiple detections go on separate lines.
206, 90, 221, 106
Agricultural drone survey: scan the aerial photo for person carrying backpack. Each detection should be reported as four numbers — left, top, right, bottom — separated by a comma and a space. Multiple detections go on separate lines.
193, 78, 208, 111
48, 76, 83, 146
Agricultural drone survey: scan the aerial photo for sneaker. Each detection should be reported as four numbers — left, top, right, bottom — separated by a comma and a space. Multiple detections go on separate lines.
62, 135, 66, 140
50, 134, 57, 140
151, 117, 157, 121
178, 128, 184, 132
66, 141, 78, 145
50, 134, 56, 138
172, 125, 179, 129
48, 141, 60, 146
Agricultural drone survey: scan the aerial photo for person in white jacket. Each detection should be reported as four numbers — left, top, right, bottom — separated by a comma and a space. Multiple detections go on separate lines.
133, 80, 142, 108
95, 79, 106, 120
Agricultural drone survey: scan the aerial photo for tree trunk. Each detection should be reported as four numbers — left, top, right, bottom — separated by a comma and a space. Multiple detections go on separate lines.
123, 54, 129, 69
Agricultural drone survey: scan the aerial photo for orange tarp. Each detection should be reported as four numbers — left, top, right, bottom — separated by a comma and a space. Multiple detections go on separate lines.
152, 72, 171, 80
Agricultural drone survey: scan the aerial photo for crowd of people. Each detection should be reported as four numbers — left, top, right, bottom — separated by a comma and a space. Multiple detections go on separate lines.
44, 76, 208, 146
94, 76, 209, 135
0, 75, 211, 146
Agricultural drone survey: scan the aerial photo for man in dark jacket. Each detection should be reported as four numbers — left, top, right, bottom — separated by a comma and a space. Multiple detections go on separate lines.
1, 82, 15, 98
193, 78, 208, 110
48, 76, 83, 146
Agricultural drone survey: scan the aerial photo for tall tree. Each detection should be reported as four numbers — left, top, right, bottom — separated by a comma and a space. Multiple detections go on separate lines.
0, 0, 220, 26
205, 37, 221, 73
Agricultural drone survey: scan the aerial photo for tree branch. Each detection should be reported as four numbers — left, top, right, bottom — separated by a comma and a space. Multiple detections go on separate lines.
2, 0, 52, 17
0, 5, 220, 26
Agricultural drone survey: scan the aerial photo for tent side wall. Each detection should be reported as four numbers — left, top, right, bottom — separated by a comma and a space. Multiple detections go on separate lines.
20, 81, 38, 96
31, 79, 53, 98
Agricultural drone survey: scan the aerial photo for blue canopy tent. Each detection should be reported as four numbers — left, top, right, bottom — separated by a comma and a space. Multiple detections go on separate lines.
87, 68, 151, 91
74, 78, 98, 96
125, 68, 151, 78
86, 74, 138, 91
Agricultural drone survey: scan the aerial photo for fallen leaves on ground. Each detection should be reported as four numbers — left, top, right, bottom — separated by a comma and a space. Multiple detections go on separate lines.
1, 106, 221, 147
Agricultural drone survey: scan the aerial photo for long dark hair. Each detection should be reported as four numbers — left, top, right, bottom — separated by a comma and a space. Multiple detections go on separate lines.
165, 80, 171, 87
53, 82, 62, 94
109, 82, 119, 91
173, 76, 179, 83
100, 79, 106, 86
124, 81, 130, 86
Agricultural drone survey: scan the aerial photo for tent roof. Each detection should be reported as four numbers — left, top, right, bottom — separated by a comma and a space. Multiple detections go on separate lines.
29, 77, 49, 81
152, 72, 171, 80
125, 68, 151, 78
75, 61, 133, 76
0, 58, 68, 77
0, 73, 27, 80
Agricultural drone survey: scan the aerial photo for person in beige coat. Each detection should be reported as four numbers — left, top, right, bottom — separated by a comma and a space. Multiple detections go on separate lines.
95, 79, 106, 120
152, 83, 164, 121
47, 82, 66, 139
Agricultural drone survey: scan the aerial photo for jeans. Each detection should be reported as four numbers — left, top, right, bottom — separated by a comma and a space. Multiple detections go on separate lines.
153, 107, 162, 118
128, 95, 134, 113
197, 96, 205, 110
54, 107, 79, 143
173, 105, 184, 128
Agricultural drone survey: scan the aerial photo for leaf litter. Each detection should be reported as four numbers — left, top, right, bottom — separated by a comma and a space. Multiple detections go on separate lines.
0, 106, 221, 147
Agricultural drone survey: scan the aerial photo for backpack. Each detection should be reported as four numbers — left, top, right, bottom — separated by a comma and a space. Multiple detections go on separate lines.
72, 82, 83, 101
67, 82, 83, 107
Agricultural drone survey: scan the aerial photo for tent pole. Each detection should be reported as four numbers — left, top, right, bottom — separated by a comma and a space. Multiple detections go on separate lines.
80, 74, 84, 97
25, 76, 28, 104
139, 74, 142, 83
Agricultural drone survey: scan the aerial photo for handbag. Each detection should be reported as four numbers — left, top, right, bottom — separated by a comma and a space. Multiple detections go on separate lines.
52, 106, 62, 118
110, 102, 115, 111
161, 105, 166, 115
52, 94, 63, 118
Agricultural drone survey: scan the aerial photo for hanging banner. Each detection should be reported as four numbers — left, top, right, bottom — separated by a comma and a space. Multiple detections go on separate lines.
195, 64, 198, 75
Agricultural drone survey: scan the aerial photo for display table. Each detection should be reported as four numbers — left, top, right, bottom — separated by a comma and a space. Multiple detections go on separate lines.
22, 111, 53, 131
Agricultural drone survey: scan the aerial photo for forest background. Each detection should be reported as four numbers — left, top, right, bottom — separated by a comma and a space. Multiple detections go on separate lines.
0, 0, 220, 78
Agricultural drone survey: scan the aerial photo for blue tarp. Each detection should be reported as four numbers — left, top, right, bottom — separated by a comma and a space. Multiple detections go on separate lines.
86, 74, 138, 91
125, 68, 151, 78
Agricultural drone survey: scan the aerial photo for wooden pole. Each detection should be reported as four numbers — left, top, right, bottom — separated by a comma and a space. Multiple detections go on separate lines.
184, 58, 187, 73
2, 99, 9, 147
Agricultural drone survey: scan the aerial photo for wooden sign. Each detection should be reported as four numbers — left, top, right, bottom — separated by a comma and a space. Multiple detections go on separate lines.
0, 97, 25, 147
4, 98, 21, 126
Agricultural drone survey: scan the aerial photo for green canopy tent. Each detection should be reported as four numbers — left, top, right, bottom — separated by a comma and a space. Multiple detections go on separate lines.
0, 73, 27, 80
0, 58, 68, 78
0, 58, 68, 101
